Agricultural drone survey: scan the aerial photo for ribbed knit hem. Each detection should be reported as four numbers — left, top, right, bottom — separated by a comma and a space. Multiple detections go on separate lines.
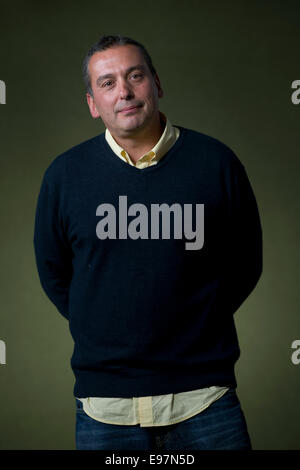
73, 365, 237, 398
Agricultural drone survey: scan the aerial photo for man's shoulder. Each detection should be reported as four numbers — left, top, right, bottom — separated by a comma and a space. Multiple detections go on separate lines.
179, 126, 242, 168
43, 133, 105, 179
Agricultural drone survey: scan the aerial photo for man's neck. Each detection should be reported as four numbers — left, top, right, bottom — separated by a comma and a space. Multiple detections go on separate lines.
109, 113, 165, 165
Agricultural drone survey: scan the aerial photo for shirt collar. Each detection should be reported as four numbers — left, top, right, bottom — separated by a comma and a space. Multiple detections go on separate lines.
105, 112, 179, 168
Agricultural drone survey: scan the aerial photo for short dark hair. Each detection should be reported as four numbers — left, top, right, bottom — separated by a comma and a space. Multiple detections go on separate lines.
82, 35, 157, 96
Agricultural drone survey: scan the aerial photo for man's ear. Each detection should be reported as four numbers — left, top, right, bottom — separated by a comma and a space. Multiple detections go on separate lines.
154, 73, 163, 99
86, 93, 100, 119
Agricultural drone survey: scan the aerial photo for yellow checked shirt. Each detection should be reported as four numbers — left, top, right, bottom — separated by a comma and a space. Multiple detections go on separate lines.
76, 111, 229, 427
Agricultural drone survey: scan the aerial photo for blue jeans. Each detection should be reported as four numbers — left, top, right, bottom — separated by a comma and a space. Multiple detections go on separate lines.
75, 388, 252, 450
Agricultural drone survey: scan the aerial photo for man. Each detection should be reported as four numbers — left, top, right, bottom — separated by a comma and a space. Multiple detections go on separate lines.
33, 35, 263, 450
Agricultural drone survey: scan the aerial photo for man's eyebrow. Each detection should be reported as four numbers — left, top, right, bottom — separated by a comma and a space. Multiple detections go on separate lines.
96, 64, 146, 87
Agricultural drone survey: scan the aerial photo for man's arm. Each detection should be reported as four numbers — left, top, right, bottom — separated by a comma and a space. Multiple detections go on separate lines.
218, 154, 263, 315
33, 168, 73, 320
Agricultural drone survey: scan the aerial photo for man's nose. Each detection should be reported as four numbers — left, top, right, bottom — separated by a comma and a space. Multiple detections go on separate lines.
118, 79, 134, 99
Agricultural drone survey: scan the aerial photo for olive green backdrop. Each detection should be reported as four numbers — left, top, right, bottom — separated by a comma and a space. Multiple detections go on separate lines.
0, 0, 299, 450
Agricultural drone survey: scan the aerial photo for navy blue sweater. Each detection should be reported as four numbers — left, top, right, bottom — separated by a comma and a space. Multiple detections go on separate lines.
33, 126, 262, 397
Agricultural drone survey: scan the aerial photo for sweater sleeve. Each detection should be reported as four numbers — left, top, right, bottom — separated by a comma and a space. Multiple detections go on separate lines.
218, 154, 263, 315
33, 166, 73, 320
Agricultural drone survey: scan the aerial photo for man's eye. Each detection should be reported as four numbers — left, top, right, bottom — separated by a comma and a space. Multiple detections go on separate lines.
102, 74, 142, 87
131, 73, 143, 79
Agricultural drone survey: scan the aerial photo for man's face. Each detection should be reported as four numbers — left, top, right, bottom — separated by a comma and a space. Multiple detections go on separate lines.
86, 45, 163, 138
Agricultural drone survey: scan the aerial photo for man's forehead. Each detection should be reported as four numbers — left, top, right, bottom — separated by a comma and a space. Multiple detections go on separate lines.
90, 45, 144, 69
88, 46, 150, 85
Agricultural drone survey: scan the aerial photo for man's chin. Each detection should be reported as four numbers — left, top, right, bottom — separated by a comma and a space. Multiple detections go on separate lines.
119, 120, 146, 135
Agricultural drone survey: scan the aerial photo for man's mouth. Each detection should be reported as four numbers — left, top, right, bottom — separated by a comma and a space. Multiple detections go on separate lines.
120, 105, 142, 113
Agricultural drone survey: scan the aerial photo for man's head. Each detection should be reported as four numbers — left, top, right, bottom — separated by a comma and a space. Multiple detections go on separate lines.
82, 35, 163, 139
